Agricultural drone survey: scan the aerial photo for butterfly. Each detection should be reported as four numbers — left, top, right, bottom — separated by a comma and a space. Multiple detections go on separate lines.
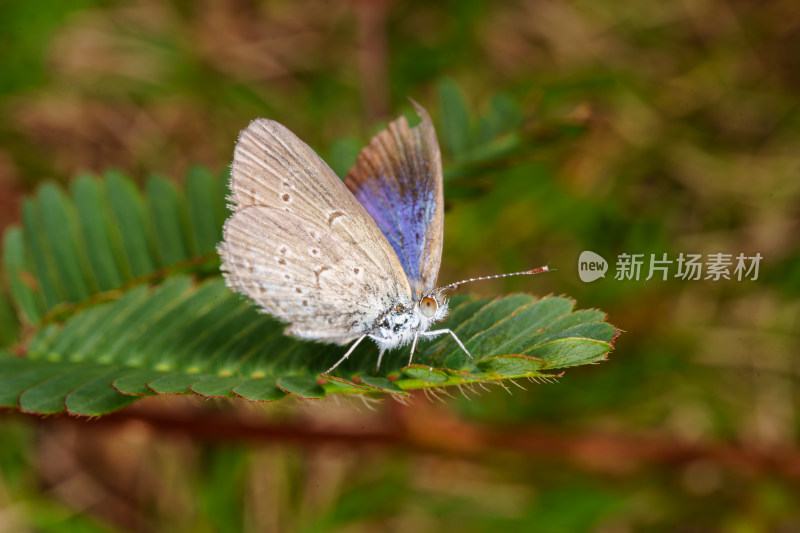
218, 101, 545, 374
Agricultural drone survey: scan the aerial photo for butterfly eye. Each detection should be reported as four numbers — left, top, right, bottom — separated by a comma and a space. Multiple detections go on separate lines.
419, 297, 437, 318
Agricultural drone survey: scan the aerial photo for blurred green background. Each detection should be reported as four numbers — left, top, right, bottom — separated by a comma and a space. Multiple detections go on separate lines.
1, 0, 799, 531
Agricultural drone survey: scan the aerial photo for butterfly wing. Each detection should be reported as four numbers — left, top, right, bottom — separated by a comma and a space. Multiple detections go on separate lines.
344, 101, 444, 300
221, 118, 413, 342
220, 206, 410, 343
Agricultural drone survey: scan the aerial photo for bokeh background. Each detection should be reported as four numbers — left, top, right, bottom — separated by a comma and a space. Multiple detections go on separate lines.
1, 0, 799, 531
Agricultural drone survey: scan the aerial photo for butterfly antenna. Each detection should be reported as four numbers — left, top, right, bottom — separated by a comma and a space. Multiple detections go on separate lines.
441, 266, 549, 291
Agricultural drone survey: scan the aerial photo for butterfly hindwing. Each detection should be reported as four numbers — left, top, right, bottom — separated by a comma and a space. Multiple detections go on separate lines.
220, 206, 412, 343
344, 102, 444, 300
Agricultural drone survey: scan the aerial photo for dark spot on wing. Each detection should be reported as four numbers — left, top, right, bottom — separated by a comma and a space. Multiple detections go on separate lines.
327, 210, 345, 226
282, 193, 290, 201
314, 266, 330, 285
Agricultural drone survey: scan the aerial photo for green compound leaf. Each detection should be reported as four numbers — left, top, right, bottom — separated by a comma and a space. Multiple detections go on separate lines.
0, 171, 618, 416
402, 365, 450, 384
277, 376, 327, 399
438, 77, 472, 160
232, 380, 286, 402
355, 376, 408, 395
65, 369, 141, 416
111, 370, 163, 396
477, 355, 547, 376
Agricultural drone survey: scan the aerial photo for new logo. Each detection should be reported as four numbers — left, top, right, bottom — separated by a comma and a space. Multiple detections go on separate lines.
578, 251, 608, 282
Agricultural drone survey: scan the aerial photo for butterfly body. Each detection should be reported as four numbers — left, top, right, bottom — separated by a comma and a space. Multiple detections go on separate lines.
219, 102, 473, 373
367, 294, 449, 352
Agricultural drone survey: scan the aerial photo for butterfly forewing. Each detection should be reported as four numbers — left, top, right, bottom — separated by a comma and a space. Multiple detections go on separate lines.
344, 102, 444, 299
221, 118, 414, 342
230, 118, 410, 289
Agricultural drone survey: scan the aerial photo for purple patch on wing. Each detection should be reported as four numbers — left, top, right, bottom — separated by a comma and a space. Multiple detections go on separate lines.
344, 103, 444, 298
351, 176, 436, 287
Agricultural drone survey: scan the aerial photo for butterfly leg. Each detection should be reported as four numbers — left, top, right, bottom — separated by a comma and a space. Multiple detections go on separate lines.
422, 329, 476, 363
323, 334, 368, 375
375, 348, 386, 374
408, 332, 420, 366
